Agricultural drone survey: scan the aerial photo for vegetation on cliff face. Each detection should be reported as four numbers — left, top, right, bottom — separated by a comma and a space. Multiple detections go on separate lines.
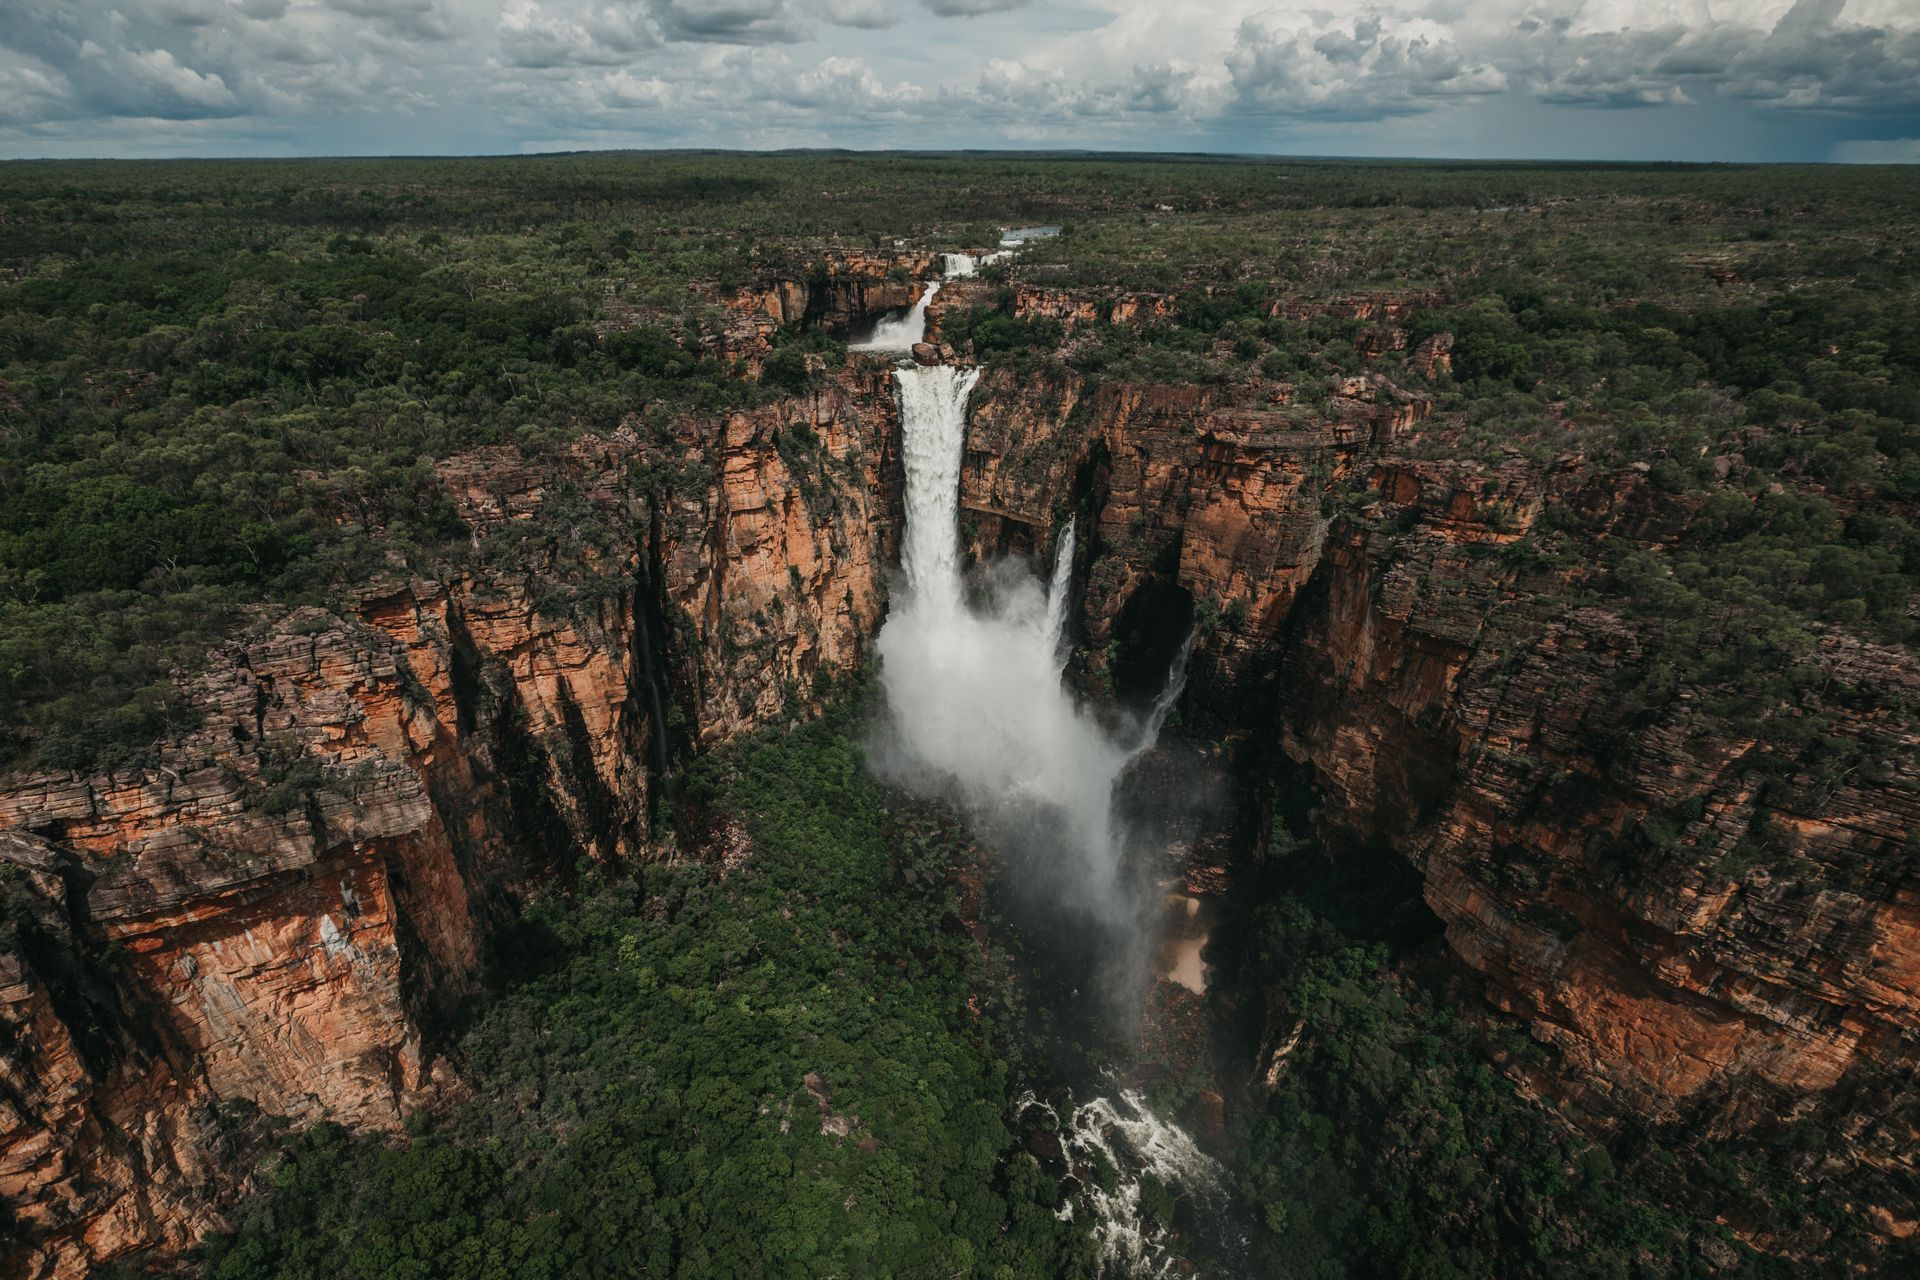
6, 156, 1916, 771
1217, 826, 1863, 1280
201, 694, 1095, 1280
4, 154, 1918, 1276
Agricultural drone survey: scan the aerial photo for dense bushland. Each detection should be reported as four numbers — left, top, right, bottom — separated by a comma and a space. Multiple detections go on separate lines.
5, 155, 1916, 770
1219, 827, 1868, 1280
200, 696, 1096, 1279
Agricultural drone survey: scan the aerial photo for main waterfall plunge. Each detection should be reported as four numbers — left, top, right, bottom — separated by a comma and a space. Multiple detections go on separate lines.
871, 363, 1233, 1277
873, 365, 1184, 931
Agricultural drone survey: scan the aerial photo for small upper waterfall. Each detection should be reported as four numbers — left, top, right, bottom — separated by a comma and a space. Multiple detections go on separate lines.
851, 280, 940, 353
943, 252, 977, 278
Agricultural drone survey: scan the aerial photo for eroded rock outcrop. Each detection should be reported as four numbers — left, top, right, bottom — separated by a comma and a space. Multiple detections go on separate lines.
0, 373, 902, 1276
1012, 288, 1175, 328
940, 358, 1920, 1249
721, 251, 936, 332
4, 308, 1915, 1272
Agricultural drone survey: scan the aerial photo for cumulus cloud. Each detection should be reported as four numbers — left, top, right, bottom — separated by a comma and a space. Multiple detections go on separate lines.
1205, 0, 1920, 123
1485, 0, 1920, 112
324, 0, 458, 41
688, 46, 920, 117
123, 46, 239, 109
1125, 62, 1202, 114
1226, 11, 1503, 119
600, 66, 671, 106
0, 53, 72, 126
498, 0, 659, 68
2, 0, 1918, 156
0, 0, 469, 129
649, 0, 811, 43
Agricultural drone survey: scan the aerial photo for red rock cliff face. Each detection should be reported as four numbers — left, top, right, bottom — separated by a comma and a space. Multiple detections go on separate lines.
1273, 480, 1920, 1251
721, 252, 935, 332
0, 372, 903, 1277
4, 339, 1914, 1271
951, 364, 1919, 1248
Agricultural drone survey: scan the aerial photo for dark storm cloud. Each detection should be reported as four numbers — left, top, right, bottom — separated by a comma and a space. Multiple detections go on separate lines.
648, 0, 812, 43
922, 0, 1028, 16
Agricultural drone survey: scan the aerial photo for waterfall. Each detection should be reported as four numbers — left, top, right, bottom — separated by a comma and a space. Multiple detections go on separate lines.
1041, 516, 1076, 671
1130, 632, 1190, 759
874, 278, 1226, 1280
894, 365, 976, 609
943, 252, 977, 278
851, 280, 940, 353
874, 368, 1186, 922
876, 366, 1130, 906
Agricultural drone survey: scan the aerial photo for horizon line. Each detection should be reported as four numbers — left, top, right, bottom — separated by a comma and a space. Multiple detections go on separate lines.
2, 146, 1911, 167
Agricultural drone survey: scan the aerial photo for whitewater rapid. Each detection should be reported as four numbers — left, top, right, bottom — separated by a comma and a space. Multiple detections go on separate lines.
1018, 1086, 1236, 1277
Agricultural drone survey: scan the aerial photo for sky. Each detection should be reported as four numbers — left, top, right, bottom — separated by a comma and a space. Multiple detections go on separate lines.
2, 0, 1918, 161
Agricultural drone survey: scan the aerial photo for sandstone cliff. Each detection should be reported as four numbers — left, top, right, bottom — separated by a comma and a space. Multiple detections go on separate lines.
5, 297, 1915, 1271
946, 352, 1920, 1252
0, 373, 902, 1276
721, 250, 936, 333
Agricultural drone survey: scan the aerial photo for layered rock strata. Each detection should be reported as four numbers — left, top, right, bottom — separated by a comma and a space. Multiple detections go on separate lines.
0, 374, 901, 1276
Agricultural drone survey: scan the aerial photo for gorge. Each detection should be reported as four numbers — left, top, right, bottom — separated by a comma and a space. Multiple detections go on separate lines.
1, 156, 1916, 1279
876, 354, 1219, 1272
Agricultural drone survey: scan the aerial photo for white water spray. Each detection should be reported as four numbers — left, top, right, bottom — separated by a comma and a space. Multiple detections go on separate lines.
870, 267, 1225, 1278
874, 368, 1182, 920
851, 280, 940, 353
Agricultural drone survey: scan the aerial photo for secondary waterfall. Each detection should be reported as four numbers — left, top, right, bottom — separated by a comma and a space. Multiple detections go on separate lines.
851, 280, 940, 353
1041, 517, 1076, 672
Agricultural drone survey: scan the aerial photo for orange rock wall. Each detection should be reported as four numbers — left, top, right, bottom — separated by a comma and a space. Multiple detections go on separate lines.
5, 334, 1917, 1270
0, 373, 903, 1277
951, 364, 1920, 1242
